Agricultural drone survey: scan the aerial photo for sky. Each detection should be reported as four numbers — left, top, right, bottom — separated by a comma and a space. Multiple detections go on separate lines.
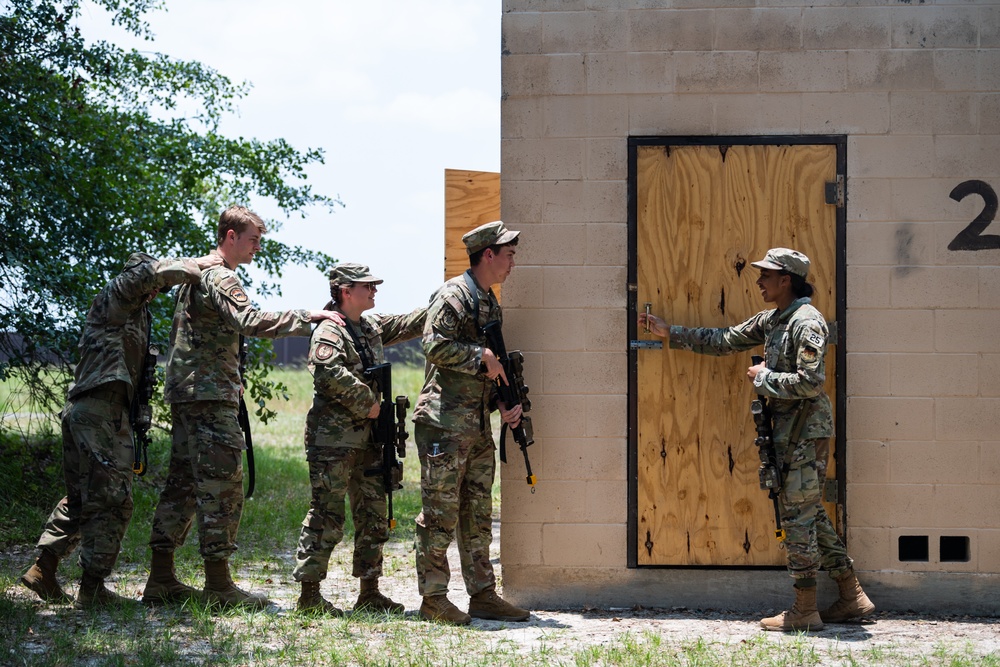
78, 0, 501, 315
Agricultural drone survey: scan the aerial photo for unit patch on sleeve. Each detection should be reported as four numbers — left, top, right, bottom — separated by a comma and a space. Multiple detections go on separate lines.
314, 343, 335, 361
801, 346, 819, 363
806, 331, 824, 347
217, 274, 250, 305
437, 305, 460, 333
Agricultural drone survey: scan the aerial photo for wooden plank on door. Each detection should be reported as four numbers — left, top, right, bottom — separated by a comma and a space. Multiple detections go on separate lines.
444, 169, 502, 298
635, 143, 838, 566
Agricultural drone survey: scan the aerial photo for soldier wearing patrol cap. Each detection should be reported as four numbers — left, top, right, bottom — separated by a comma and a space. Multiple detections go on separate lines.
21, 250, 221, 609
143, 205, 343, 610
291, 263, 425, 615
412, 220, 530, 625
640, 247, 874, 632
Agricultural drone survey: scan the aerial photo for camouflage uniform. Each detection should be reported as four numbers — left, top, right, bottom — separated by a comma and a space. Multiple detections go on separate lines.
35, 255, 203, 579
292, 307, 425, 582
149, 264, 313, 561
412, 271, 502, 597
668, 296, 852, 581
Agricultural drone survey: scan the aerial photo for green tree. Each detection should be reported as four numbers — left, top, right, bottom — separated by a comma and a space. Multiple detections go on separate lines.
0, 0, 338, 420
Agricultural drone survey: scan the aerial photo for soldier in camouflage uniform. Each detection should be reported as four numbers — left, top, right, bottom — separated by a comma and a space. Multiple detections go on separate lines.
143, 205, 343, 610
21, 252, 220, 609
640, 248, 874, 632
292, 263, 426, 615
412, 220, 530, 625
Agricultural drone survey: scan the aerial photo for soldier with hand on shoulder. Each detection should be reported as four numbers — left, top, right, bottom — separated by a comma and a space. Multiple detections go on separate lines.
292, 263, 426, 615
143, 205, 343, 610
21, 251, 221, 609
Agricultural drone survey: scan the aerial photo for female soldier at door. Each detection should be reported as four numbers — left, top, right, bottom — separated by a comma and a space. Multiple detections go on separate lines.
639, 247, 874, 632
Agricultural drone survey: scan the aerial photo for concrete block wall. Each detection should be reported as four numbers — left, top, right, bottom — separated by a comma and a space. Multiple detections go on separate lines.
500, 0, 1000, 613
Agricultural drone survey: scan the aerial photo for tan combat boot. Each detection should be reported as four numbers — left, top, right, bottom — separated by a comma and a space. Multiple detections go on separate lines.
297, 581, 342, 615
468, 588, 530, 622
760, 584, 824, 632
20, 549, 72, 604
353, 577, 404, 613
419, 594, 471, 625
74, 573, 133, 610
820, 570, 875, 623
142, 550, 202, 605
202, 559, 269, 611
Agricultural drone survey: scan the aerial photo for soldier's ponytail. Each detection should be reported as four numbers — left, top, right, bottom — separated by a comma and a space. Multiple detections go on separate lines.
788, 273, 815, 299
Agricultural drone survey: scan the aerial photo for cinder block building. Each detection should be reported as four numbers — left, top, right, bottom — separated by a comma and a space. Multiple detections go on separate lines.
496, 0, 1000, 614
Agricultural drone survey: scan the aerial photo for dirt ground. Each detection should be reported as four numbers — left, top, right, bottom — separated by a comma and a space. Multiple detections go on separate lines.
369, 533, 1000, 661
3, 526, 999, 664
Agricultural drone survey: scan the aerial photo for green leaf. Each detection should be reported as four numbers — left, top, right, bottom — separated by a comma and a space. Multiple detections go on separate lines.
0, 0, 341, 420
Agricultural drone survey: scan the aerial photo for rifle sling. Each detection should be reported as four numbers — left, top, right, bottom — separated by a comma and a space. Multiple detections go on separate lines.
131, 305, 152, 476
462, 269, 480, 321
242, 400, 255, 499
344, 319, 375, 372
499, 422, 509, 464
778, 399, 813, 483
239, 335, 255, 499
344, 321, 386, 450
464, 270, 493, 434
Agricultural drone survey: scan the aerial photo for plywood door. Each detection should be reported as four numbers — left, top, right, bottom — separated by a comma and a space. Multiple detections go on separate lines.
444, 168, 502, 300
635, 143, 838, 566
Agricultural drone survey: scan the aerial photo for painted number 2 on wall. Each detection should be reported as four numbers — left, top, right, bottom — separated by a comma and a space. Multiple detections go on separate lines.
947, 180, 1000, 251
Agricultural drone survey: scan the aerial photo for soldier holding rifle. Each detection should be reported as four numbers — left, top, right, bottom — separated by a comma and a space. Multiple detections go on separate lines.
639, 248, 874, 632
413, 220, 530, 625
292, 263, 425, 615
21, 251, 220, 608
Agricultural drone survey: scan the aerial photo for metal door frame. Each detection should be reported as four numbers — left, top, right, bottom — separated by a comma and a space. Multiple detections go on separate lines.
626, 135, 848, 568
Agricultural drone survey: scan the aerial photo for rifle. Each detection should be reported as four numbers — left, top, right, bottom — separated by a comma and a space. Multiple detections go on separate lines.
750, 355, 785, 543
129, 331, 158, 476
238, 335, 256, 499
481, 320, 536, 489
362, 362, 409, 530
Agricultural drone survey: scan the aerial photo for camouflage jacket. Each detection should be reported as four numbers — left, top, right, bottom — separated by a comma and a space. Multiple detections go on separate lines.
68, 258, 203, 402
412, 272, 500, 434
668, 297, 833, 444
304, 307, 426, 454
165, 265, 313, 404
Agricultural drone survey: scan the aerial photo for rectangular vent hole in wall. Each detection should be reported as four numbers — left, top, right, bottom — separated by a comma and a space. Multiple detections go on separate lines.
898, 535, 929, 562
940, 536, 971, 563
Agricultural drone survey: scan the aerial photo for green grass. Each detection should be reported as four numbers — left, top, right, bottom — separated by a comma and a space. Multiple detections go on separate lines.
0, 370, 65, 545
3, 367, 1000, 666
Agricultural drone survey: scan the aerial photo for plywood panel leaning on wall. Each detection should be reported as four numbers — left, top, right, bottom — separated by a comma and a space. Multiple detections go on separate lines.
444, 169, 502, 300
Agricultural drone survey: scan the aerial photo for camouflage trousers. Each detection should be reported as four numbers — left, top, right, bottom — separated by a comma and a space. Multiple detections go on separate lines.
292, 446, 389, 582
778, 437, 853, 581
36, 383, 134, 579
148, 401, 245, 561
414, 423, 496, 598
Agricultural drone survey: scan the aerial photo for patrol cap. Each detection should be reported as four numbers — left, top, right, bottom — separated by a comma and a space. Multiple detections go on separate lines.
122, 252, 156, 272
328, 263, 384, 287
751, 248, 810, 279
462, 220, 520, 255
